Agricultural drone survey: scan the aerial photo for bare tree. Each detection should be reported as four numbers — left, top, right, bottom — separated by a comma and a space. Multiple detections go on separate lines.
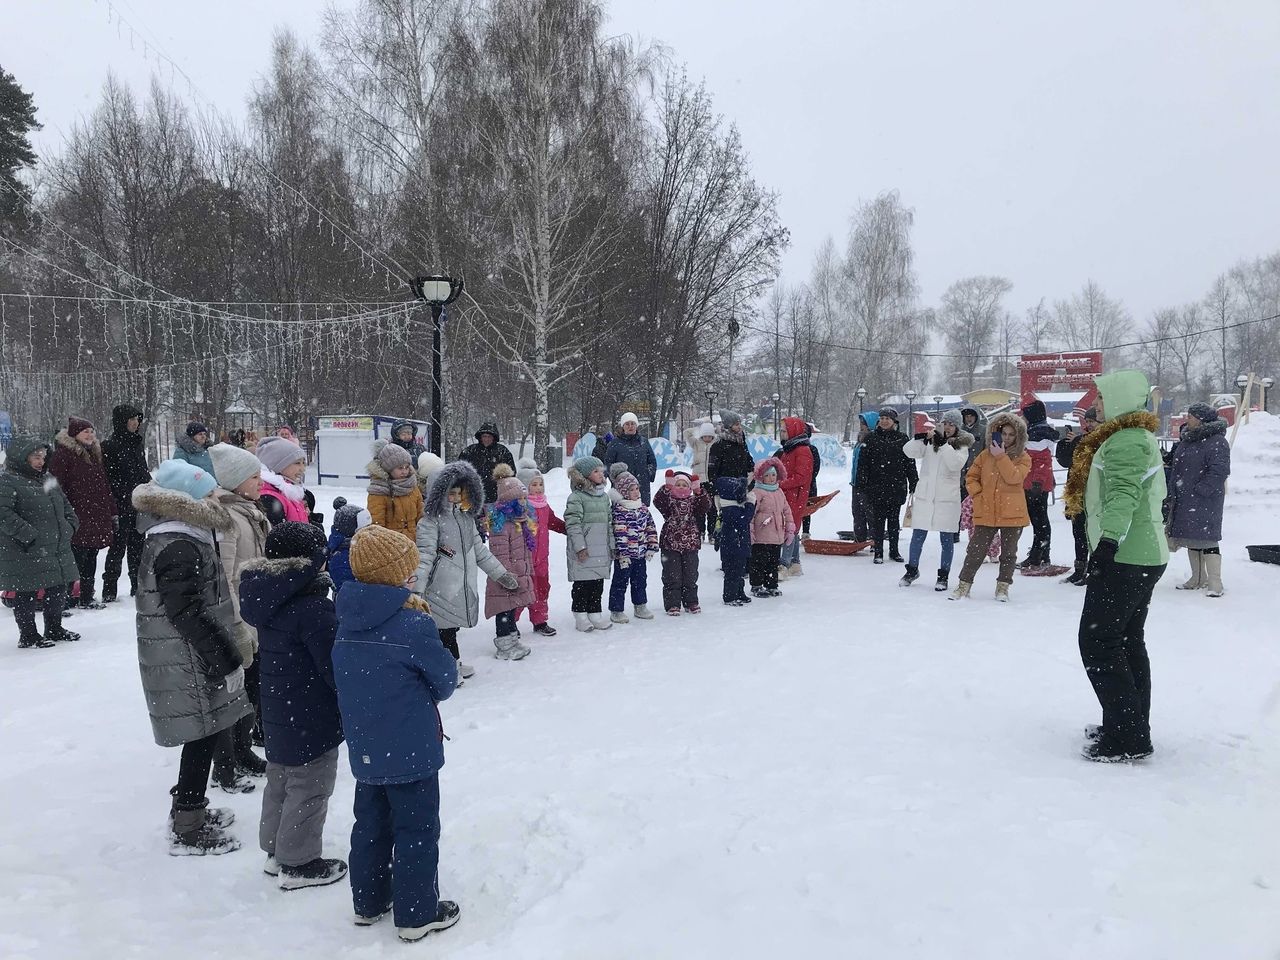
1137, 308, 1174, 397
1022, 297, 1053, 353
939, 275, 1012, 391
1167, 303, 1204, 403
1051, 279, 1132, 364
1202, 272, 1237, 392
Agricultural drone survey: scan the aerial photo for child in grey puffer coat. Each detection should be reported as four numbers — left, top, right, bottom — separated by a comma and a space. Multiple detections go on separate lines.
565, 456, 615, 633
415, 461, 518, 682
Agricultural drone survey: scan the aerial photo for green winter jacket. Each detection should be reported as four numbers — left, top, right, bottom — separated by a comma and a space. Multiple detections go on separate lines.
1085, 371, 1169, 566
0, 436, 80, 592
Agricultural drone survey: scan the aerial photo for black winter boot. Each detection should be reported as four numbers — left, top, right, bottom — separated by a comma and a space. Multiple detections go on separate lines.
17, 625, 56, 649
101, 581, 118, 603
1065, 563, 1088, 586
888, 540, 904, 563
935, 569, 949, 592
234, 717, 267, 778
872, 543, 885, 565
169, 801, 241, 856
898, 565, 919, 586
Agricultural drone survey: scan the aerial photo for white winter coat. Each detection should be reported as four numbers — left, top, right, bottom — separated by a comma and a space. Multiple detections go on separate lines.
903, 433, 972, 533
685, 427, 713, 480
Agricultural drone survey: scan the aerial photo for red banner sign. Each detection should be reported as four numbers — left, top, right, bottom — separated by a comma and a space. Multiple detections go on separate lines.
1018, 351, 1103, 407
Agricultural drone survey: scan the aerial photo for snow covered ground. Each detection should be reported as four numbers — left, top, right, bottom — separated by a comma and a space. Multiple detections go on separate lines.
4, 418, 1280, 959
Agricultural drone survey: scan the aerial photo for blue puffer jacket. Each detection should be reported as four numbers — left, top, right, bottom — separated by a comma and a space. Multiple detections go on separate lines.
238, 553, 343, 767
603, 433, 658, 504
333, 582, 457, 784
326, 529, 355, 594
714, 477, 755, 564
849, 412, 880, 486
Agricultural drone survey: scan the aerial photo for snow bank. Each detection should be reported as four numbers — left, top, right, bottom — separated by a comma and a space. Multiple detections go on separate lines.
2, 461, 1279, 958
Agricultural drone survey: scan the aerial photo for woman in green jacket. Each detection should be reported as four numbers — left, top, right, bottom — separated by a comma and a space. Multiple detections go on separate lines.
1063, 370, 1168, 762
0, 436, 81, 647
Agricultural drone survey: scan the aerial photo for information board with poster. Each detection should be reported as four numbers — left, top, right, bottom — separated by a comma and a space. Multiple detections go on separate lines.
1017, 351, 1103, 409
314, 414, 430, 486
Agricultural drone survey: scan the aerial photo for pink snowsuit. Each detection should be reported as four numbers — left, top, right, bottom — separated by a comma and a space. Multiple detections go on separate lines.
517, 498, 565, 626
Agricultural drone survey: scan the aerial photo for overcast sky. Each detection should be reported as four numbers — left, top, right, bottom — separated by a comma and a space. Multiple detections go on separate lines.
7, 0, 1280, 323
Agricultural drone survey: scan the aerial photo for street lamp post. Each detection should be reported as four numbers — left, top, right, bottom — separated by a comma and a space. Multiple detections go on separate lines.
772, 392, 781, 440
704, 388, 718, 422
1236, 373, 1250, 409
856, 387, 867, 413
933, 395, 943, 418
1263, 377, 1275, 412
905, 390, 917, 433
412, 275, 465, 456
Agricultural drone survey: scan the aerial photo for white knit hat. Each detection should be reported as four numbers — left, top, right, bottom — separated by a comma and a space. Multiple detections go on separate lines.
208, 443, 261, 492
620, 412, 639, 428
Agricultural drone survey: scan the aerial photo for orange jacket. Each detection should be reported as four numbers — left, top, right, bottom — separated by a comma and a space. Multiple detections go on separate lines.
367, 486, 424, 539
965, 412, 1031, 528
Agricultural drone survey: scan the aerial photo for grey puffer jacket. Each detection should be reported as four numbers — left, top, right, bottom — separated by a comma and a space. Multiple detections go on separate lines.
133, 483, 251, 748
565, 467, 615, 580
414, 461, 507, 630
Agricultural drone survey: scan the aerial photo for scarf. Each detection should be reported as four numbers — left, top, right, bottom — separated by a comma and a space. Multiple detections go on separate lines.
489, 499, 538, 554
617, 497, 644, 510
368, 471, 419, 498
1062, 411, 1160, 519
756, 480, 779, 492
669, 484, 693, 500
260, 466, 306, 503
587, 482, 608, 497
527, 493, 549, 509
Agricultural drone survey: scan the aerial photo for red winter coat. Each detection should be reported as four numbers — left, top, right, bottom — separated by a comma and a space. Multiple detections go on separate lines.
48, 431, 117, 549
484, 514, 536, 618
778, 418, 815, 526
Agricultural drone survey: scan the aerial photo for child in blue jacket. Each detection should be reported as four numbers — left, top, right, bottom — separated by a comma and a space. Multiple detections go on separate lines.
326, 501, 370, 595
333, 524, 460, 944
715, 476, 755, 606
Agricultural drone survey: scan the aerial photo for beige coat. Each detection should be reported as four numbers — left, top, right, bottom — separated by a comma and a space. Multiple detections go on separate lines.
215, 487, 270, 664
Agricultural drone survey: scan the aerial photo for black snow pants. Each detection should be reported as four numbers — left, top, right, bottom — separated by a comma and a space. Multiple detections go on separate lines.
1024, 489, 1052, 565
1078, 561, 1165, 753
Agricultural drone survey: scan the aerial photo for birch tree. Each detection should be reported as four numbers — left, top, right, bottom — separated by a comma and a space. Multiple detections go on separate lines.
939, 274, 1012, 391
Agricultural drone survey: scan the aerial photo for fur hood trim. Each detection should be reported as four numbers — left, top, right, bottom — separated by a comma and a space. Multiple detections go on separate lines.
1062, 410, 1160, 518
55, 429, 102, 465
424, 460, 485, 517
946, 430, 975, 450
569, 466, 609, 494
986, 413, 1029, 459
240, 555, 313, 576
1180, 418, 1228, 444
176, 434, 207, 457
753, 456, 788, 484
132, 482, 234, 532
260, 466, 306, 502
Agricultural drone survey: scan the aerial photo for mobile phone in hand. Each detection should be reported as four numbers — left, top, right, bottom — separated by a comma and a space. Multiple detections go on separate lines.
991, 432, 1003, 448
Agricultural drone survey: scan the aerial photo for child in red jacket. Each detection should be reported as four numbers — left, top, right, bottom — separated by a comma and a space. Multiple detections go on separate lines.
514, 459, 565, 636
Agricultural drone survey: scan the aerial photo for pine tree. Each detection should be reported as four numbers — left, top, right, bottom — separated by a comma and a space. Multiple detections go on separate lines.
0, 66, 41, 227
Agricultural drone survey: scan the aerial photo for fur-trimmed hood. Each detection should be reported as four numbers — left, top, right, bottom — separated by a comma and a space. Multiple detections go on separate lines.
753, 456, 788, 484
55, 428, 102, 465
985, 412, 1028, 459
942, 429, 975, 450
424, 460, 486, 517
238, 553, 331, 630
131, 481, 234, 532
1179, 417, 1228, 444
175, 433, 208, 457
1062, 410, 1160, 519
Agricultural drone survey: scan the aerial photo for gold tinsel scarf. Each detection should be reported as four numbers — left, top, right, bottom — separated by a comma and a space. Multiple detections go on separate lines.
404, 594, 432, 615
1062, 411, 1160, 519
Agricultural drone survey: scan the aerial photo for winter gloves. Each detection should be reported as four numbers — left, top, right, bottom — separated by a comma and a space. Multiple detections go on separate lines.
224, 665, 246, 695
499, 573, 520, 591
1087, 538, 1119, 581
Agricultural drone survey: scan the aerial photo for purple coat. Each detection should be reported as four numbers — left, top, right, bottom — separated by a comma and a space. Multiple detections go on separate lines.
653, 484, 710, 553
1166, 418, 1230, 543
612, 501, 658, 561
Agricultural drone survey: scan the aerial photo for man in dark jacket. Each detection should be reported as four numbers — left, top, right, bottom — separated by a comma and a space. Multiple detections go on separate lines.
860, 407, 917, 563
101, 403, 151, 601
707, 410, 756, 485
603, 413, 659, 505
1020, 399, 1061, 569
459, 422, 515, 506
1056, 406, 1098, 584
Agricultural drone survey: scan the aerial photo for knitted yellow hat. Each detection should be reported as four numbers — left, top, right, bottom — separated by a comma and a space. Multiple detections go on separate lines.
349, 525, 418, 587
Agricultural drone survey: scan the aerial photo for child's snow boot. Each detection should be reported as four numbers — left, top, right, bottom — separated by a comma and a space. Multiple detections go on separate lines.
573, 612, 595, 633
610, 610, 630, 624
633, 604, 655, 620
397, 901, 461, 942
666, 607, 681, 616
949, 581, 972, 601
17, 625, 55, 649
47, 627, 80, 642
872, 544, 885, 565
899, 565, 919, 586
533, 622, 557, 636
1065, 562, 1088, 586
493, 634, 531, 660
458, 661, 475, 679
934, 568, 949, 592
212, 757, 257, 794
234, 717, 267, 778
587, 612, 612, 631
776, 565, 790, 581
278, 857, 349, 891
994, 581, 1011, 602
789, 562, 803, 578
751, 586, 769, 599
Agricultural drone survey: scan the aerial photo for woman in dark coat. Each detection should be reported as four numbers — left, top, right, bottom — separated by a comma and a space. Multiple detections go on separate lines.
1166, 403, 1231, 596
859, 407, 918, 563
0, 436, 80, 647
602, 413, 659, 505
49, 416, 118, 608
